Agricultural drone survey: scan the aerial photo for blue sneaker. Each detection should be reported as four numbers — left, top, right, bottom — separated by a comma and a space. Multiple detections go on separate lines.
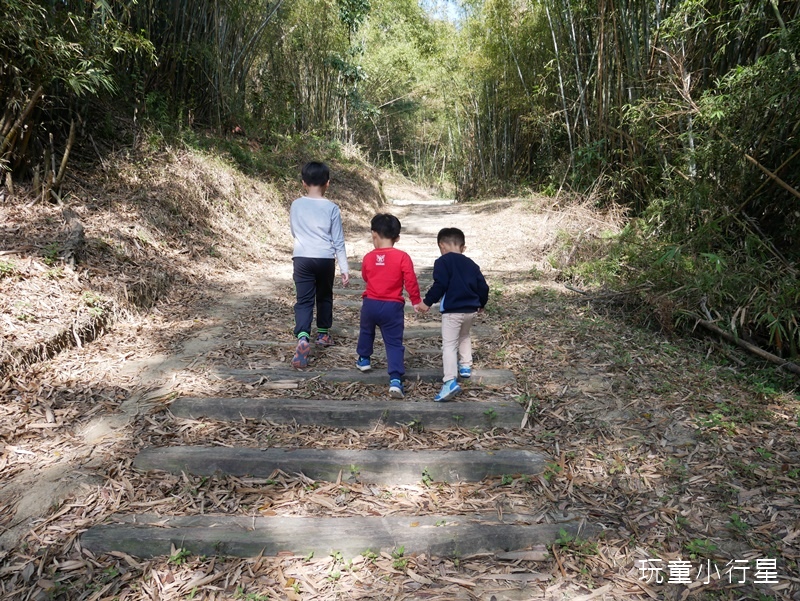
389, 379, 404, 399
434, 379, 461, 402
458, 364, 472, 379
356, 356, 372, 372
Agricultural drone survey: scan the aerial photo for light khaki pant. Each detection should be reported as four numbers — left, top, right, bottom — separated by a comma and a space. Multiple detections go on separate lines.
441, 312, 476, 382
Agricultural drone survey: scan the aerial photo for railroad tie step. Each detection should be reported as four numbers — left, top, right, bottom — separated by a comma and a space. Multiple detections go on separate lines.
334, 298, 437, 313
169, 396, 526, 429
215, 366, 516, 387
133, 447, 548, 485
82, 513, 599, 559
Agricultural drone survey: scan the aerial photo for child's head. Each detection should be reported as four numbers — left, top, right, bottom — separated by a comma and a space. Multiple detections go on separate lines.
301, 161, 330, 186
437, 227, 466, 254
371, 213, 401, 245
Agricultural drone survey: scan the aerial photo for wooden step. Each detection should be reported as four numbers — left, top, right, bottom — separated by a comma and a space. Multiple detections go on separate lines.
243, 324, 500, 345
335, 323, 500, 340
82, 513, 596, 559
133, 447, 547, 484
215, 366, 515, 387
334, 298, 439, 313
170, 397, 526, 429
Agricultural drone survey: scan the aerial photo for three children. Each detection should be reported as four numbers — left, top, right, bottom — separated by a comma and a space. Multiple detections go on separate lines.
290, 162, 488, 401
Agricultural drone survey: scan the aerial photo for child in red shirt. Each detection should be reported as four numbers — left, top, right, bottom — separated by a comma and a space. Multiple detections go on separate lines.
356, 214, 424, 398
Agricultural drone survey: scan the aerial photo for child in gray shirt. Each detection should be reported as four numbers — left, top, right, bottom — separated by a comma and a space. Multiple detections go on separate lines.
289, 162, 349, 367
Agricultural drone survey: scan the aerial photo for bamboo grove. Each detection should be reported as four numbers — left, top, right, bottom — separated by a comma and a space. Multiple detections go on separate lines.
1, 0, 799, 355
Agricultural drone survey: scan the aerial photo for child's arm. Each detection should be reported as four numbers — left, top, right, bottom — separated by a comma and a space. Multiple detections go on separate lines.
330, 206, 349, 286
401, 253, 423, 307
422, 258, 449, 307
477, 268, 490, 309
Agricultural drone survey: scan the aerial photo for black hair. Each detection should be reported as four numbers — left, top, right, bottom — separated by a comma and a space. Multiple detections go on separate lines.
371, 213, 402, 240
437, 227, 465, 247
301, 161, 330, 186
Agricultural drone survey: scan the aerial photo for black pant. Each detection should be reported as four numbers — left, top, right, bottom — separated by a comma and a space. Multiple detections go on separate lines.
293, 257, 335, 338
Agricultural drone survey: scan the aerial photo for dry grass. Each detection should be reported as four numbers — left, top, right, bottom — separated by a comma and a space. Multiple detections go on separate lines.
1, 146, 799, 600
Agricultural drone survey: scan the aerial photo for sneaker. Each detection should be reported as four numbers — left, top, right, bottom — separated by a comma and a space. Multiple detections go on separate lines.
355, 356, 372, 372
434, 379, 461, 402
458, 364, 472, 379
389, 379, 404, 399
316, 332, 334, 346
291, 337, 310, 368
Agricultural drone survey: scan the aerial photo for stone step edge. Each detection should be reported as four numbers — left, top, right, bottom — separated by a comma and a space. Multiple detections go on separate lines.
169, 396, 526, 430
215, 367, 515, 387
245, 324, 499, 345
133, 447, 548, 485
81, 513, 598, 559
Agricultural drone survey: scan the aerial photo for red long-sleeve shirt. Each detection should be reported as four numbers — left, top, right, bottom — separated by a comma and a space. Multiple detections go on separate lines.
361, 247, 422, 305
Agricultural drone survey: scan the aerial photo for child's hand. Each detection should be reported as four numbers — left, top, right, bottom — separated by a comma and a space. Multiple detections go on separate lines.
341, 273, 350, 287
414, 302, 429, 314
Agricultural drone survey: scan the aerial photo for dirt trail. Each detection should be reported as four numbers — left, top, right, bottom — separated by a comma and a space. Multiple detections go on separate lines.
1, 189, 798, 600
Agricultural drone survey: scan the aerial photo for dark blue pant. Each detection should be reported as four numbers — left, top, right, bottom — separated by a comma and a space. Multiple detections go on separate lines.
293, 257, 335, 338
357, 297, 405, 380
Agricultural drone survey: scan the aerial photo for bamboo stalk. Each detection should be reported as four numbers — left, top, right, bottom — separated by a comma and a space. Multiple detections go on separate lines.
53, 120, 76, 194
696, 319, 800, 376
0, 86, 44, 160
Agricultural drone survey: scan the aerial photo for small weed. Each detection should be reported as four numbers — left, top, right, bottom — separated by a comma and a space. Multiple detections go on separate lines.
501, 474, 514, 486
483, 408, 498, 422
327, 571, 341, 582
0, 259, 16, 277
363, 549, 378, 562
234, 587, 270, 601
552, 528, 597, 557
14, 300, 34, 322
684, 538, 718, 559
435, 519, 447, 526
349, 464, 360, 478
304, 551, 314, 561
421, 468, 434, 487
729, 513, 749, 534
168, 548, 191, 565
406, 418, 424, 433
543, 462, 563, 482
697, 411, 736, 435
391, 546, 408, 571
452, 414, 463, 424
755, 447, 774, 461
665, 457, 688, 481
675, 515, 689, 530
330, 550, 344, 563
42, 242, 60, 266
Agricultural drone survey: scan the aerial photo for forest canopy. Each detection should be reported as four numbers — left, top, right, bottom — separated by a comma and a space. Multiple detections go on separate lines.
1, 0, 799, 356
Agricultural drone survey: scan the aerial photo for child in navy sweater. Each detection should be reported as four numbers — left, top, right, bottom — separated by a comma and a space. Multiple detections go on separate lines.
355, 214, 424, 398
419, 228, 489, 402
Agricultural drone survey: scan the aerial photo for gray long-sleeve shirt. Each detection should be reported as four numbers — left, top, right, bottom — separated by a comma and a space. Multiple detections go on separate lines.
289, 196, 349, 274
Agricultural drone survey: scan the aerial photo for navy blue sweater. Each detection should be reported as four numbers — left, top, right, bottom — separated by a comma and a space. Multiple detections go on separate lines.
423, 252, 489, 313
